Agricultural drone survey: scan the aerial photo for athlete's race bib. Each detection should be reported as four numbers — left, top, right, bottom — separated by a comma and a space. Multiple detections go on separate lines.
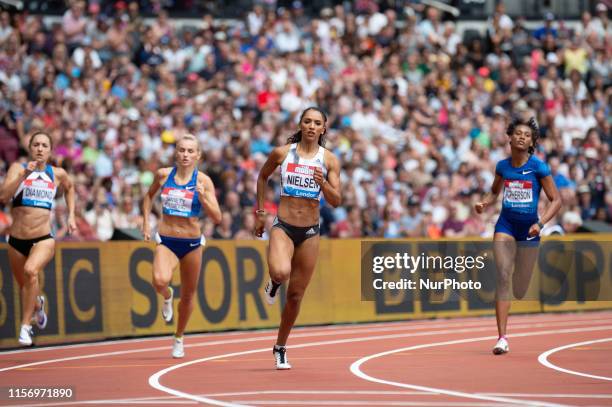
282, 163, 320, 199
503, 180, 533, 207
22, 179, 55, 209
161, 187, 195, 217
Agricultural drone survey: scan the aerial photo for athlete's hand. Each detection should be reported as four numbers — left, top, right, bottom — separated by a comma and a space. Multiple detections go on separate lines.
196, 181, 205, 197
24, 161, 37, 176
142, 223, 151, 241
67, 214, 76, 235
528, 223, 541, 237
254, 211, 265, 237
313, 167, 326, 187
474, 202, 487, 214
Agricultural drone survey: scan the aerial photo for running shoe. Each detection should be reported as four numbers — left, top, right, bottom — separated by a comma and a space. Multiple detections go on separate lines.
273, 345, 291, 370
18, 324, 33, 346
264, 279, 281, 305
35, 295, 48, 330
162, 287, 174, 323
172, 336, 184, 359
493, 337, 509, 355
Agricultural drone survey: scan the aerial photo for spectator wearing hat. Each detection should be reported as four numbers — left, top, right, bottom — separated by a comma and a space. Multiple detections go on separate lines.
562, 211, 584, 233
534, 12, 558, 42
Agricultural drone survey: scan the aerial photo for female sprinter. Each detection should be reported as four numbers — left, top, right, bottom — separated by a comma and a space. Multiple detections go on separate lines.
255, 107, 341, 369
142, 134, 222, 358
0, 131, 76, 346
475, 117, 561, 355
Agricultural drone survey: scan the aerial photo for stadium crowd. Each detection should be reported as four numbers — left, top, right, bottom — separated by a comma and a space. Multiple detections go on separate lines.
0, 0, 610, 241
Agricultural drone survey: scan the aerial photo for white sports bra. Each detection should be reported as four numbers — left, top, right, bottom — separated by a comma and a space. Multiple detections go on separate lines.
280, 143, 327, 201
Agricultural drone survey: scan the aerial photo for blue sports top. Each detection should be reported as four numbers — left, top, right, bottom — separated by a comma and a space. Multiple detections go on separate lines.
496, 155, 551, 221
12, 164, 57, 210
160, 167, 202, 218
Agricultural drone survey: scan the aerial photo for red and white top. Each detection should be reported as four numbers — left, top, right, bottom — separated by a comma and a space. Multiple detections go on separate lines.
280, 143, 327, 201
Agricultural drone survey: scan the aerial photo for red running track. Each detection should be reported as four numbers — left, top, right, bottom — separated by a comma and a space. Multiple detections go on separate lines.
1, 311, 611, 406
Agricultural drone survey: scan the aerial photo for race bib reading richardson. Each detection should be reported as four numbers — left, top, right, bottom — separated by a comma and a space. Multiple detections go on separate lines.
360, 240, 612, 303
503, 179, 533, 208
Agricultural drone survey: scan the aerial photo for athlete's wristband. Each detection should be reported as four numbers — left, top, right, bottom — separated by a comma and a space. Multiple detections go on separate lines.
537, 221, 544, 229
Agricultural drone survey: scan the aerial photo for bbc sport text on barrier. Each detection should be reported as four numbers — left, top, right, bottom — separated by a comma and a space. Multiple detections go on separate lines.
1, 237, 611, 348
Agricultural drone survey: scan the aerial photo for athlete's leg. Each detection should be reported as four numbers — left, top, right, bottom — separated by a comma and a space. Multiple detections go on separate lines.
276, 235, 319, 346
175, 246, 203, 338
19, 239, 55, 326
493, 232, 516, 338
267, 227, 294, 284
152, 244, 179, 300
8, 245, 27, 293
513, 242, 539, 299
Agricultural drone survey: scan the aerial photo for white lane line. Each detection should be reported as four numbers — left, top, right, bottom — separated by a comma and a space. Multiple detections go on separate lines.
538, 337, 612, 381
150, 324, 612, 407
3, 311, 608, 356
227, 402, 505, 406
4, 317, 608, 374
0, 319, 505, 372
0, 318, 496, 359
16, 391, 437, 407
479, 393, 612, 399
350, 325, 612, 407
0, 318, 493, 356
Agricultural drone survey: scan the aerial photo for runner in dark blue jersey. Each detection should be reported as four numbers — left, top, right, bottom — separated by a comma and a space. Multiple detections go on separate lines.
475, 117, 561, 355
142, 134, 222, 358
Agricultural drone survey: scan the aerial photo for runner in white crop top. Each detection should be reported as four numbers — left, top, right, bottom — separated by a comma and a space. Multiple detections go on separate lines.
254, 107, 342, 370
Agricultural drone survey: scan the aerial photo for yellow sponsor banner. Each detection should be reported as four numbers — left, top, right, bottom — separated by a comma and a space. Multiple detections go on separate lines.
0, 235, 610, 348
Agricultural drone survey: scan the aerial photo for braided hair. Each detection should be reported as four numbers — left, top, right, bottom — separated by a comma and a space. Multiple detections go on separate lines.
287, 107, 327, 147
506, 116, 540, 154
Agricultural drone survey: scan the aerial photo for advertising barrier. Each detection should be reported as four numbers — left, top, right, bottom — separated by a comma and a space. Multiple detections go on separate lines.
1, 236, 611, 348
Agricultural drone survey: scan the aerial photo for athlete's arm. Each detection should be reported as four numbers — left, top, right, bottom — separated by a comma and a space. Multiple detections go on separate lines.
475, 174, 503, 214
315, 150, 341, 207
141, 168, 168, 241
0, 162, 33, 203
56, 168, 76, 234
197, 173, 222, 224
255, 146, 286, 237
529, 175, 562, 236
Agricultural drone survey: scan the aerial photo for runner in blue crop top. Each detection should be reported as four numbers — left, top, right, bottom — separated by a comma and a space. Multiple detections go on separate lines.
475, 117, 561, 355
142, 134, 222, 358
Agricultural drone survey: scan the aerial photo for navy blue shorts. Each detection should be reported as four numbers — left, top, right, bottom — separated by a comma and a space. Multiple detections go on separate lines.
155, 233, 205, 259
494, 216, 540, 243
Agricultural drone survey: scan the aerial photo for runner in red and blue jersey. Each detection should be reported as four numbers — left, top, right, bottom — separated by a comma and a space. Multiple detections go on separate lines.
0, 131, 76, 347
475, 117, 561, 355
142, 134, 222, 358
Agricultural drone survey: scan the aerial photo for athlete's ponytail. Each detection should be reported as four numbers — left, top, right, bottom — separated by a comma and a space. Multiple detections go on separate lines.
287, 107, 327, 147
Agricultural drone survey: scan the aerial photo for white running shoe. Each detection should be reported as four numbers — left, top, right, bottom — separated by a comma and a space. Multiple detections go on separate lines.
162, 287, 174, 323
273, 346, 291, 370
264, 279, 281, 305
18, 325, 33, 346
493, 337, 509, 355
35, 296, 48, 330
172, 336, 184, 358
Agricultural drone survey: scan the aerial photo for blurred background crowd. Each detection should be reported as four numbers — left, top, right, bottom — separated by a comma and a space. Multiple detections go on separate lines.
0, 0, 610, 242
